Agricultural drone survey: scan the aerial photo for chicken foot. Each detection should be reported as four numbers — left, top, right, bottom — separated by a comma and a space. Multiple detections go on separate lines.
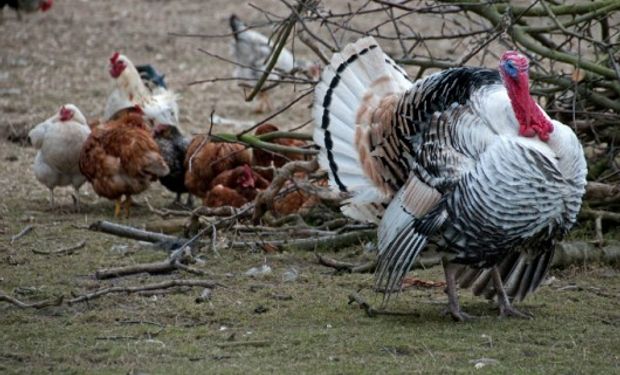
442, 259, 475, 322
491, 267, 533, 319
113, 196, 135, 218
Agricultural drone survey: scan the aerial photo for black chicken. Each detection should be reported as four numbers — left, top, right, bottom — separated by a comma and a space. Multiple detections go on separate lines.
152, 124, 193, 207
1, 0, 52, 21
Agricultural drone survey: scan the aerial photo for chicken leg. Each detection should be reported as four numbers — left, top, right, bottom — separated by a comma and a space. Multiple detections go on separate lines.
49, 188, 55, 208
491, 267, 533, 319
124, 197, 132, 218
114, 199, 122, 218
72, 186, 81, 212
442, 259, 475, 322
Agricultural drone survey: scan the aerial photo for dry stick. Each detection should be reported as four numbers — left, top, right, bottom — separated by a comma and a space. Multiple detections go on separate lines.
585, 182, 620, 201
88, 220, 182, 245
32, 240, 86, 256
230, 229, 376, 251
580, 208, 620, 223
0, 290, 63, 309
245, 0, 310, 102
144, 198, 191, 219
348, 292, 420, 318
68, 279, 222, 305
10, 225, 33, 244
216, 341, 271, 348
236, 88, 314, 137
316, 253, 377, 273
96, 223, 217, 280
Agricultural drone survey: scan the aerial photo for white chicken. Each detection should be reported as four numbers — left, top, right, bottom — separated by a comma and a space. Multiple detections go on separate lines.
28, 104, 91, 209
104, 52, 179, 126
229, 14, 320, 113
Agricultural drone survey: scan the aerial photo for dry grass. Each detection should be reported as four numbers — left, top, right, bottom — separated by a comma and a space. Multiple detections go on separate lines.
1, 1, 620, 373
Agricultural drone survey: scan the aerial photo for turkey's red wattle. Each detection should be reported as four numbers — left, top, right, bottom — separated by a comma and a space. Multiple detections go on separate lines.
502, 70, 553, 142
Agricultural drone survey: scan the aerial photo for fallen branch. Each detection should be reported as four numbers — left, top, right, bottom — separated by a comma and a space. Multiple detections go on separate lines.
10, 225, 33, 244
0, 290, 63, 309
230, 229, 376, 251
579, 208, 620, 223
553, 240, 620, 267
316, 254, 377, 273
68, 279, 222, 305
32, 240, 86, 256
89, 220, 184, 249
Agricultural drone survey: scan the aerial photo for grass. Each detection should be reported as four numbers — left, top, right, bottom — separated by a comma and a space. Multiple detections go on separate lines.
0, 144, 619, 374
1, 188, 619, 374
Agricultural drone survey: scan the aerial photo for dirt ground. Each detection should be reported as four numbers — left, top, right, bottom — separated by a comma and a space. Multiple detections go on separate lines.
1, 1, 620, 374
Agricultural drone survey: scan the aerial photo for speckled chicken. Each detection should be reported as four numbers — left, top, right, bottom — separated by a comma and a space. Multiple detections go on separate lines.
184, 135, 252, 199
79, 108, 169, 217
28, 104, 90, 209
152, 124, 193, 207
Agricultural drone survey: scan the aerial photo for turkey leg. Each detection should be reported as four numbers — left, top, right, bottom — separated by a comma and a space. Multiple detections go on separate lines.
442, 259, 474, 322
491, 267, 533, 319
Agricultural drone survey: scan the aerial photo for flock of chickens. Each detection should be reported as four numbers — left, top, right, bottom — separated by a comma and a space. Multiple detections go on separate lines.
27, 14, 315, 218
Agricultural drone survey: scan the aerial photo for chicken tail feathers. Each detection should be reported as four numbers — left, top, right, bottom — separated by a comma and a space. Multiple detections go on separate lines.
229, 14, 244, 41
312, 36, 411, 223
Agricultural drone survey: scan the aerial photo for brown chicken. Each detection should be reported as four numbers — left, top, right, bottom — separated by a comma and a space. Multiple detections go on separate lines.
79, 109, 169, 217
184, 135, 252, 198
203, 164, 270, 208
271, 179, 325, 216
253, 123, 308, 169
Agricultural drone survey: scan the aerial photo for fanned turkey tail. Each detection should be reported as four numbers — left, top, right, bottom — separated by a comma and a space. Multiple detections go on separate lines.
312, 36, 412, 223
455, 238, 556, 302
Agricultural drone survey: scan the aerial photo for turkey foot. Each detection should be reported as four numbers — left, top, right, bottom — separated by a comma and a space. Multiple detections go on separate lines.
442, 259, 475, 322
492, 267, 533, 319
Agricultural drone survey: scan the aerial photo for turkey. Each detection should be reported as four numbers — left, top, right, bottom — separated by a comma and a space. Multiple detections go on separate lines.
229, 14, 320, 113
313, 37, 587, 321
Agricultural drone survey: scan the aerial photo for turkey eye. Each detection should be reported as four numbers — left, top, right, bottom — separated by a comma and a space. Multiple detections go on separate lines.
504, 60, 518, 78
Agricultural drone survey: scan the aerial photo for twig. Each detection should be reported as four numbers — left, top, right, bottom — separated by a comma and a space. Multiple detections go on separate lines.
215, 340, 271, 348
316, 253, 377, 273
253, 159, 344, 222
348, 292, 420, 318
32, 240, 86, 256
10, 225, 33, 244
246, 0, 310, 101
145, 198, 191, 219
68, 279, 222, 305
230, 229, 376, 251
0, 290, 63, 309
88, 220, 183, 247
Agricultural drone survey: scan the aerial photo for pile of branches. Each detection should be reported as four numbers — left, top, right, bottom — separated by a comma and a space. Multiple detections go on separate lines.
182, 0, 620, 235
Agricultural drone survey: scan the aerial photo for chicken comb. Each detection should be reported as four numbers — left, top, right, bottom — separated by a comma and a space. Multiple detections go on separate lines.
132, 104, 144, 115
59, 106, 73, 121
40, 0, 53, 12
110, 52, 121, 64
